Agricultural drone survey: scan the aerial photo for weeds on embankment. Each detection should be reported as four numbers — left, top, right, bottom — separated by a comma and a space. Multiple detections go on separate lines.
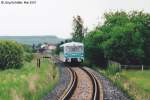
0, 59, 59, 100
96, 64, 150, 100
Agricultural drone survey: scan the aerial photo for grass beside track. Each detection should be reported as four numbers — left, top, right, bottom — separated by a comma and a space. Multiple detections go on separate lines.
0, 59, 59, 100
98, 68, 150, 100
121, 70, 150, 99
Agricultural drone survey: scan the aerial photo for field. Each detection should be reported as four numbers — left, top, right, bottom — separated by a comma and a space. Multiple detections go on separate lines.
97, 67, 150, 100
122, 70, 150, 93
120, 70, 150, 100
0, 59, 59, 100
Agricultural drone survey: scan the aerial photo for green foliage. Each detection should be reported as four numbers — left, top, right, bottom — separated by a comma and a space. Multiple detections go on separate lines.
100, 11, 145, 64
22, 44, 33, 53
54, 41, 64, 55
83, 30, 107, 67
72, 15, 84, 42
0, 40, 24, 69
24, 52, 33, 62
107, 63, 121, 75
0, 59, 59, 100
22, 44, 34, 62
55, 45, 60, 55
84, 10, 150, 65
102, 69, 150, 100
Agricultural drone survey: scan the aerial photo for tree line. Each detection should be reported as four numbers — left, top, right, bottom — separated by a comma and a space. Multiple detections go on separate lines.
72, 11, 150, 66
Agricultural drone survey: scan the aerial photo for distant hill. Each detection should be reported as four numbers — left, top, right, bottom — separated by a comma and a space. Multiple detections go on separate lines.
0, 36, 64, 45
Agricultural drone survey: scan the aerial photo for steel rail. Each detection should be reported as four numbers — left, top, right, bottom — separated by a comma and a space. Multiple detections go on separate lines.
55, 56, 103, 100
80, 67, 100, 100
59, 67, 77, 100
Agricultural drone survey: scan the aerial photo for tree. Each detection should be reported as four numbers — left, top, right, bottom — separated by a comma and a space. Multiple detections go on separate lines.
55, 41, 64, 55
0, 40, 24, 69
100, 11, 144, 64
129, 11, 150, 64
83, 30, 107, 67
72, 15, 84, 42
84, 10, 150, 66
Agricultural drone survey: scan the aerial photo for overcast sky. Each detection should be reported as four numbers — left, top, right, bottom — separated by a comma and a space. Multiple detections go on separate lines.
0, 0, 149, 38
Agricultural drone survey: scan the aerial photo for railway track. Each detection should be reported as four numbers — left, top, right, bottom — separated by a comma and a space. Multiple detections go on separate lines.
59, 67, 103, 100
51, 56, 103, 100
44, 56, 129, 100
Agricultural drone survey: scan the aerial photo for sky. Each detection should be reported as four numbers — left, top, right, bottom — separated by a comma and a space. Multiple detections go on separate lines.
0, 0, 149, 38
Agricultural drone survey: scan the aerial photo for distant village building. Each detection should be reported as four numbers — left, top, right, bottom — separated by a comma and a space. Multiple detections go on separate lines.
41, 44, 47, 49
47, 44, 56, 50
39, 43, 56, 53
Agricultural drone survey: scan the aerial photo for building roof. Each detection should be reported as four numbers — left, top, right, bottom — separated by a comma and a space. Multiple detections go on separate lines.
60, 42, 84, 47
41, 44, 47, 48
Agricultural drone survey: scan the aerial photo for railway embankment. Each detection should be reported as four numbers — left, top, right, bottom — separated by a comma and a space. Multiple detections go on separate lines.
43, 63, 72, 100
85, 67, 130, 100
90, 63, 150, 100
98, 68, 150, 100
44, 58, 103, 100
44, 57, 130, 100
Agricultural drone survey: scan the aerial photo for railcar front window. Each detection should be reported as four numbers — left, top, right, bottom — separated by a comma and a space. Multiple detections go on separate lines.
65, 46, 83, 53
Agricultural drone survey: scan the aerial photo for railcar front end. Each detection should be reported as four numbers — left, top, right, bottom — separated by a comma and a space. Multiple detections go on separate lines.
64, 52, 84, 62
59, 42, 84, 63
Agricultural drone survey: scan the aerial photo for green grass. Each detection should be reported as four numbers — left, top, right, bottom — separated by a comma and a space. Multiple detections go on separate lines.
120, 70, 150, 100
122, 70, 150, 93
98, 68, 150, 100
0, 59, 59, 100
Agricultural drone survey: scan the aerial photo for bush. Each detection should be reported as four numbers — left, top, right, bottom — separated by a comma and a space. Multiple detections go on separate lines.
107, 63, 121, 75
22, 44, 34, 62
22, 44, 33, 53
0, 40, 24, 69
24, 52, 33, 62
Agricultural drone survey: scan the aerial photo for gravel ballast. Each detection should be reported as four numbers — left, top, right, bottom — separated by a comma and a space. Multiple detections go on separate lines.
43, 63, 71, 100
85, 67, 130, 100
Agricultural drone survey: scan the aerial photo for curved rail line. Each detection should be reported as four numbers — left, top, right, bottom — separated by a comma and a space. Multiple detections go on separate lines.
81, 67, 101, 100
60, 67, 104, 100
53, 56, 103, 100
63, 68, 78, 100
59, 67, 77, 100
